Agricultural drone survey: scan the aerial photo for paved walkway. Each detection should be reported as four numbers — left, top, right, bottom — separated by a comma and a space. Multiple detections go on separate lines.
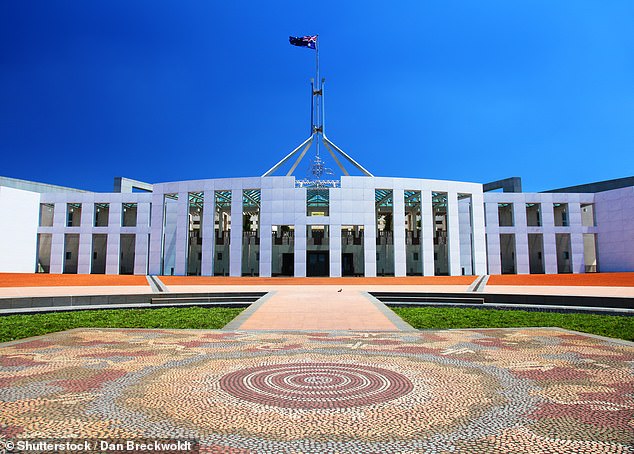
1, 327, 632, 453
226, 286, 411, 331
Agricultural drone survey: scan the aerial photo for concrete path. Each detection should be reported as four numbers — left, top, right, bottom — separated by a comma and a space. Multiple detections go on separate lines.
226, 285, 412, 331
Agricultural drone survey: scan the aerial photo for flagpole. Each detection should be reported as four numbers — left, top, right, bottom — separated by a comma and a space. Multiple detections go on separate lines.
273, 34, 373, 181
315, 34, 320, 157
310, 78, 314, 136
316, 35, 319, 93
322, 78, 326, 136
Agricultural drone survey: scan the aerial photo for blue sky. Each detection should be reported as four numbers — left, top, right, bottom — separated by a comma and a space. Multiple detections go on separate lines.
1, 1, 632, 192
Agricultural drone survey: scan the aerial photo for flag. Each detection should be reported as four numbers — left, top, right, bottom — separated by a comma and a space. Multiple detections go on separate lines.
289, 35, 317, 50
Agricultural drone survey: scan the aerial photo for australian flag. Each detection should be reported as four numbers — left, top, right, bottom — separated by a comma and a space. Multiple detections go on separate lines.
289, 35, 317, 49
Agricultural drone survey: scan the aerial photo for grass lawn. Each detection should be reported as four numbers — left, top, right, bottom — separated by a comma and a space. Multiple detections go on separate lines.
0, 306, 244, 343
391, 306, 634, 342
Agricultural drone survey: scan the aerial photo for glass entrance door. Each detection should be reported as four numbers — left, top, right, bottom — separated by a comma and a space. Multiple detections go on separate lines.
307, 251, 329, 277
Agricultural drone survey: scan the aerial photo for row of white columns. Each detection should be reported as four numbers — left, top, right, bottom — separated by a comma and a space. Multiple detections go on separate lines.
485, 201, 591, 274
42, 202, 151, 274
43, 188, 487, 277
144, 189, 486, 277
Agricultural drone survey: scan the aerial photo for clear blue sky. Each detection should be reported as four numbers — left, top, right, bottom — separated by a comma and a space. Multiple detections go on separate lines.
1, 1, 632, 192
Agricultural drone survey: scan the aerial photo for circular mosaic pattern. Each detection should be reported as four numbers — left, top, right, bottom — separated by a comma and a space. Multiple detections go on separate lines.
219, 362, 414, 409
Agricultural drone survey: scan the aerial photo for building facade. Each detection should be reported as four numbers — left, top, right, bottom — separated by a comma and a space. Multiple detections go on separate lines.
0, 175, 632, 276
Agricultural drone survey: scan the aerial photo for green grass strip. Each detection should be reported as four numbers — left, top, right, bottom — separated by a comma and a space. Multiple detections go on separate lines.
392, 306, 634, 342
0, 306, 244, 343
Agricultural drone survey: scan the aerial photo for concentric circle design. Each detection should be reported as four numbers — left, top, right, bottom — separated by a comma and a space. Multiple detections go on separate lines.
219, 362, 413, 409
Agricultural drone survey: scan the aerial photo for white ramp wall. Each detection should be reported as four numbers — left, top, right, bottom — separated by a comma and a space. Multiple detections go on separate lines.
595, 187, 634, 272
0, 186, 40, 272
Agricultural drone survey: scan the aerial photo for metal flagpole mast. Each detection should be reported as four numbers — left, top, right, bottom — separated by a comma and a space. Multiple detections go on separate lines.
310, 78, 314, 135
314, 35, 320, 157
265, 34, 373, 180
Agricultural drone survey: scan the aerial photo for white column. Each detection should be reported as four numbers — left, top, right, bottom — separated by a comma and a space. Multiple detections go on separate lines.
259, 223, 272, 277
513, 202, 529, 274
294, 224, 307, 277
543, 234, 558, 274
108, 200, 122, 229
485, 234, 500, 275
421, 190, 434, 276
330, 224, 342, 277
55, 202, 67, 228
148, 193, 164, 275
541, 203, 558, 274
137, 201, 151, 228
201, 190, 215, 276
174, 192, 188, 276
571, 232, 585, 274
484, 202, 501, 274
568, 201, 583, 228
105, 233, 120, 274
259, 189, 272, 277
77, 234, 92, 274
471, 192, 487, 275
49, 203, 66, 274
104, 202, 122, 274
393, 189, 406, 277
447, 191, 461, 276
364, 222, 377, 277
50, 234, 64, 274
229, 189, 242, 277
76, 202, 93, 274
568, 202, 584, 274
133, 233, 149, 275
80, 202, 94, 228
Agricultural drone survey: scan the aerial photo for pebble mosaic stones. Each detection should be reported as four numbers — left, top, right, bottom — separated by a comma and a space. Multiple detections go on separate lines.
0, 328, 632, 453
219, 362, 414, 409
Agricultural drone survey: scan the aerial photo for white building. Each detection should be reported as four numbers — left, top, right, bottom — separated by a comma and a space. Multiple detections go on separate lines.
1, 173, 632, 277
2, 76, 633, 277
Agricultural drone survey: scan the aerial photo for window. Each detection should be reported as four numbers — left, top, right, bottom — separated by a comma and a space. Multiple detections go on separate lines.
94, 203, 109, 227
161, 194, 179, 276
187, 193, 204, 276
214, 191, 231, 276
498, 203, 514, 227
376, 189, 395, 276
242, 189, 261, 277
554, 203, 569, 227
307, 189, 329, 216
556, 233, 572, 273
66, 203, 82, 227
526, 203, 541, 227
581, 204, 596, 227
36, 233, 52, 273
39, 203, 54, 227
122, 203, 138, 227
